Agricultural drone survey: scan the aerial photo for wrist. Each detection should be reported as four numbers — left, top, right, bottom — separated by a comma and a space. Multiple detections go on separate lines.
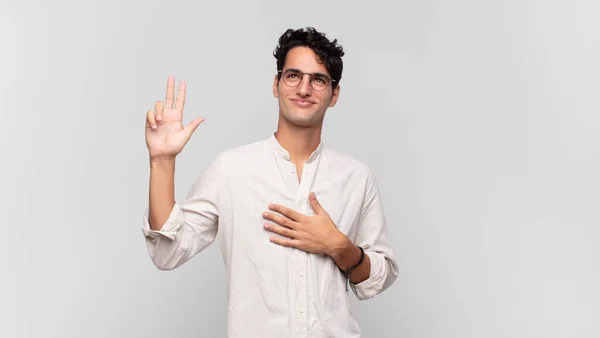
150, 156, 176, 165
328, 233, 354, 264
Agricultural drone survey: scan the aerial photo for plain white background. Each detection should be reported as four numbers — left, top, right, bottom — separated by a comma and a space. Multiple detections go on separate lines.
1, 0, 599, 337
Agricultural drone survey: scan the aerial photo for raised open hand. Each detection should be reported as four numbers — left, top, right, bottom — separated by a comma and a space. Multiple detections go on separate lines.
145, 76, 205, 160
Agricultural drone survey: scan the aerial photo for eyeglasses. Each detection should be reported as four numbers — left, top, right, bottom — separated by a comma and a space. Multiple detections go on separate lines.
278, 69, 336, 91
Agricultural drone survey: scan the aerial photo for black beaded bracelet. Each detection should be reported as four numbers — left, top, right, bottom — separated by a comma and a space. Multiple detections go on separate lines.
339, 246, 365, 291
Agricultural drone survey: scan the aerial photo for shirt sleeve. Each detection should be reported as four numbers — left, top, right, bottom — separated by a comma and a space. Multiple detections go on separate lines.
350, 169, 399, 300
141, 154, 224, 271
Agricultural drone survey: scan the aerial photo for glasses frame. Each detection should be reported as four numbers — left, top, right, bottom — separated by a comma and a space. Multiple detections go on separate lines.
277, 69, 336, 91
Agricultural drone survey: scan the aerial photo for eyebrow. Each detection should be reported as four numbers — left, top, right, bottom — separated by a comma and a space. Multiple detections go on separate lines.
286, 68, 330, 78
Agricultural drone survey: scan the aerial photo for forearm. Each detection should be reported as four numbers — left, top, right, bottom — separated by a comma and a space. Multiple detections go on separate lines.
329, 234, 371, 284
149, 157, 176, 231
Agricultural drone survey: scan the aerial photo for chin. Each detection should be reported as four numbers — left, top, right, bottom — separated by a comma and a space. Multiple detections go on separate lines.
282, 111, 320, 127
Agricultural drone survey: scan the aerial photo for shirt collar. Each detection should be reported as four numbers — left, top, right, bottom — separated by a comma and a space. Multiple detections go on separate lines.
270, 133, 323, 163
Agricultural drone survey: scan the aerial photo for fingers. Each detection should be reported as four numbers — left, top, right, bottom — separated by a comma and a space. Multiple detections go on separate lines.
308, 192, 324, 215
268, 204, 303, 222
269, 237, 298, 248
264, 223, 296, 239
165, 76, 175, 109
263, 211, 296, 229
175, 80, 186, 112
183, 117, 205, 138
154, 101, 164, 121
146, 110, 157, 129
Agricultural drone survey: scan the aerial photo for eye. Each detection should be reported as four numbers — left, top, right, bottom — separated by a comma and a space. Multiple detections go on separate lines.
285, 71, 301, 79
313, 76, 326, 84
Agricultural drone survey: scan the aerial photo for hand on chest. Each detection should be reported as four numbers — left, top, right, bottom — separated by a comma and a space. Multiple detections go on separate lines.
232, 170, 364, 238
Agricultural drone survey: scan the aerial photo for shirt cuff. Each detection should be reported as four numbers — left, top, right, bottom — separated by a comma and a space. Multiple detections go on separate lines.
351, 250, 385, 300
141, 202, 184, 241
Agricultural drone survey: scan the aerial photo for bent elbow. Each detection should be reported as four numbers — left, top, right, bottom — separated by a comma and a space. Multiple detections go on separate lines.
145, 238, 188, 271
353, 253, 399, 301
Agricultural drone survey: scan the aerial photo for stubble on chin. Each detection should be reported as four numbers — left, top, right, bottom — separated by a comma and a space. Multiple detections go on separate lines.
284, 104, 321, 122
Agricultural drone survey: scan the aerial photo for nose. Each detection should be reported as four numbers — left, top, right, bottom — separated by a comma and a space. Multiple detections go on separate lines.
296, 73, 312, 97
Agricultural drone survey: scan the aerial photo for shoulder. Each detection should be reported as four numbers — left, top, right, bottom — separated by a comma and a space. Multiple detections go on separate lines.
194, 138, 269, 185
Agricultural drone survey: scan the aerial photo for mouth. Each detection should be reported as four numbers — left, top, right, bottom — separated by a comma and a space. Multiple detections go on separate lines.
290, 98, 316, 107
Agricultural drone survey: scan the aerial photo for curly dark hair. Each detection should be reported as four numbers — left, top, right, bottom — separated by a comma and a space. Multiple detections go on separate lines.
273, 27, 344, 90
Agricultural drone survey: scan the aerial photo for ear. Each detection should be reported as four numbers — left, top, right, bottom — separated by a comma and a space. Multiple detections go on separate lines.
273, 74, 279, 98
328, 84, 340, 107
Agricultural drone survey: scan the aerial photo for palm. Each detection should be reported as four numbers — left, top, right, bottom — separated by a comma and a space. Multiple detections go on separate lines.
145, 76, 204, 159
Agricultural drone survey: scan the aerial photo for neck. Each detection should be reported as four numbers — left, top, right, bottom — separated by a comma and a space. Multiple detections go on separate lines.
274, 119, 322, 164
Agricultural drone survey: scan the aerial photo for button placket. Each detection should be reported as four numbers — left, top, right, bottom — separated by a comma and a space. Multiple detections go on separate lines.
295, 161, 314, 338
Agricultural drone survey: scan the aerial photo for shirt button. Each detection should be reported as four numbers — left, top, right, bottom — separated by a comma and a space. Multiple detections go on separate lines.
299, 308, 305, 313
299, 271, 304, 277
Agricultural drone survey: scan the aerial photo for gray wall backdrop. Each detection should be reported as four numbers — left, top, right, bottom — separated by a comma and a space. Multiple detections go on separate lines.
1, 0, 598, 337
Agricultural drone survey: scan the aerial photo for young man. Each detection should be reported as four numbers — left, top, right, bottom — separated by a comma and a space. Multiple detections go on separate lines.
142, 27, 398, 337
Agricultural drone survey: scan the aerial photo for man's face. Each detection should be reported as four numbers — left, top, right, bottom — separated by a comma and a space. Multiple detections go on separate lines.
273, 46, 340, 127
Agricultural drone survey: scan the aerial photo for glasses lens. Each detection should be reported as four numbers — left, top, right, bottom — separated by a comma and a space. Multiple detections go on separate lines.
310, 74, 330, 91
282, 70, 302, 87
281, 70, 331, 91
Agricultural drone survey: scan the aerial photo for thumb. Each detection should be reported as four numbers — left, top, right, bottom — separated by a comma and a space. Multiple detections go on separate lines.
183, 117, 205, 138
309, 192, 325, 215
